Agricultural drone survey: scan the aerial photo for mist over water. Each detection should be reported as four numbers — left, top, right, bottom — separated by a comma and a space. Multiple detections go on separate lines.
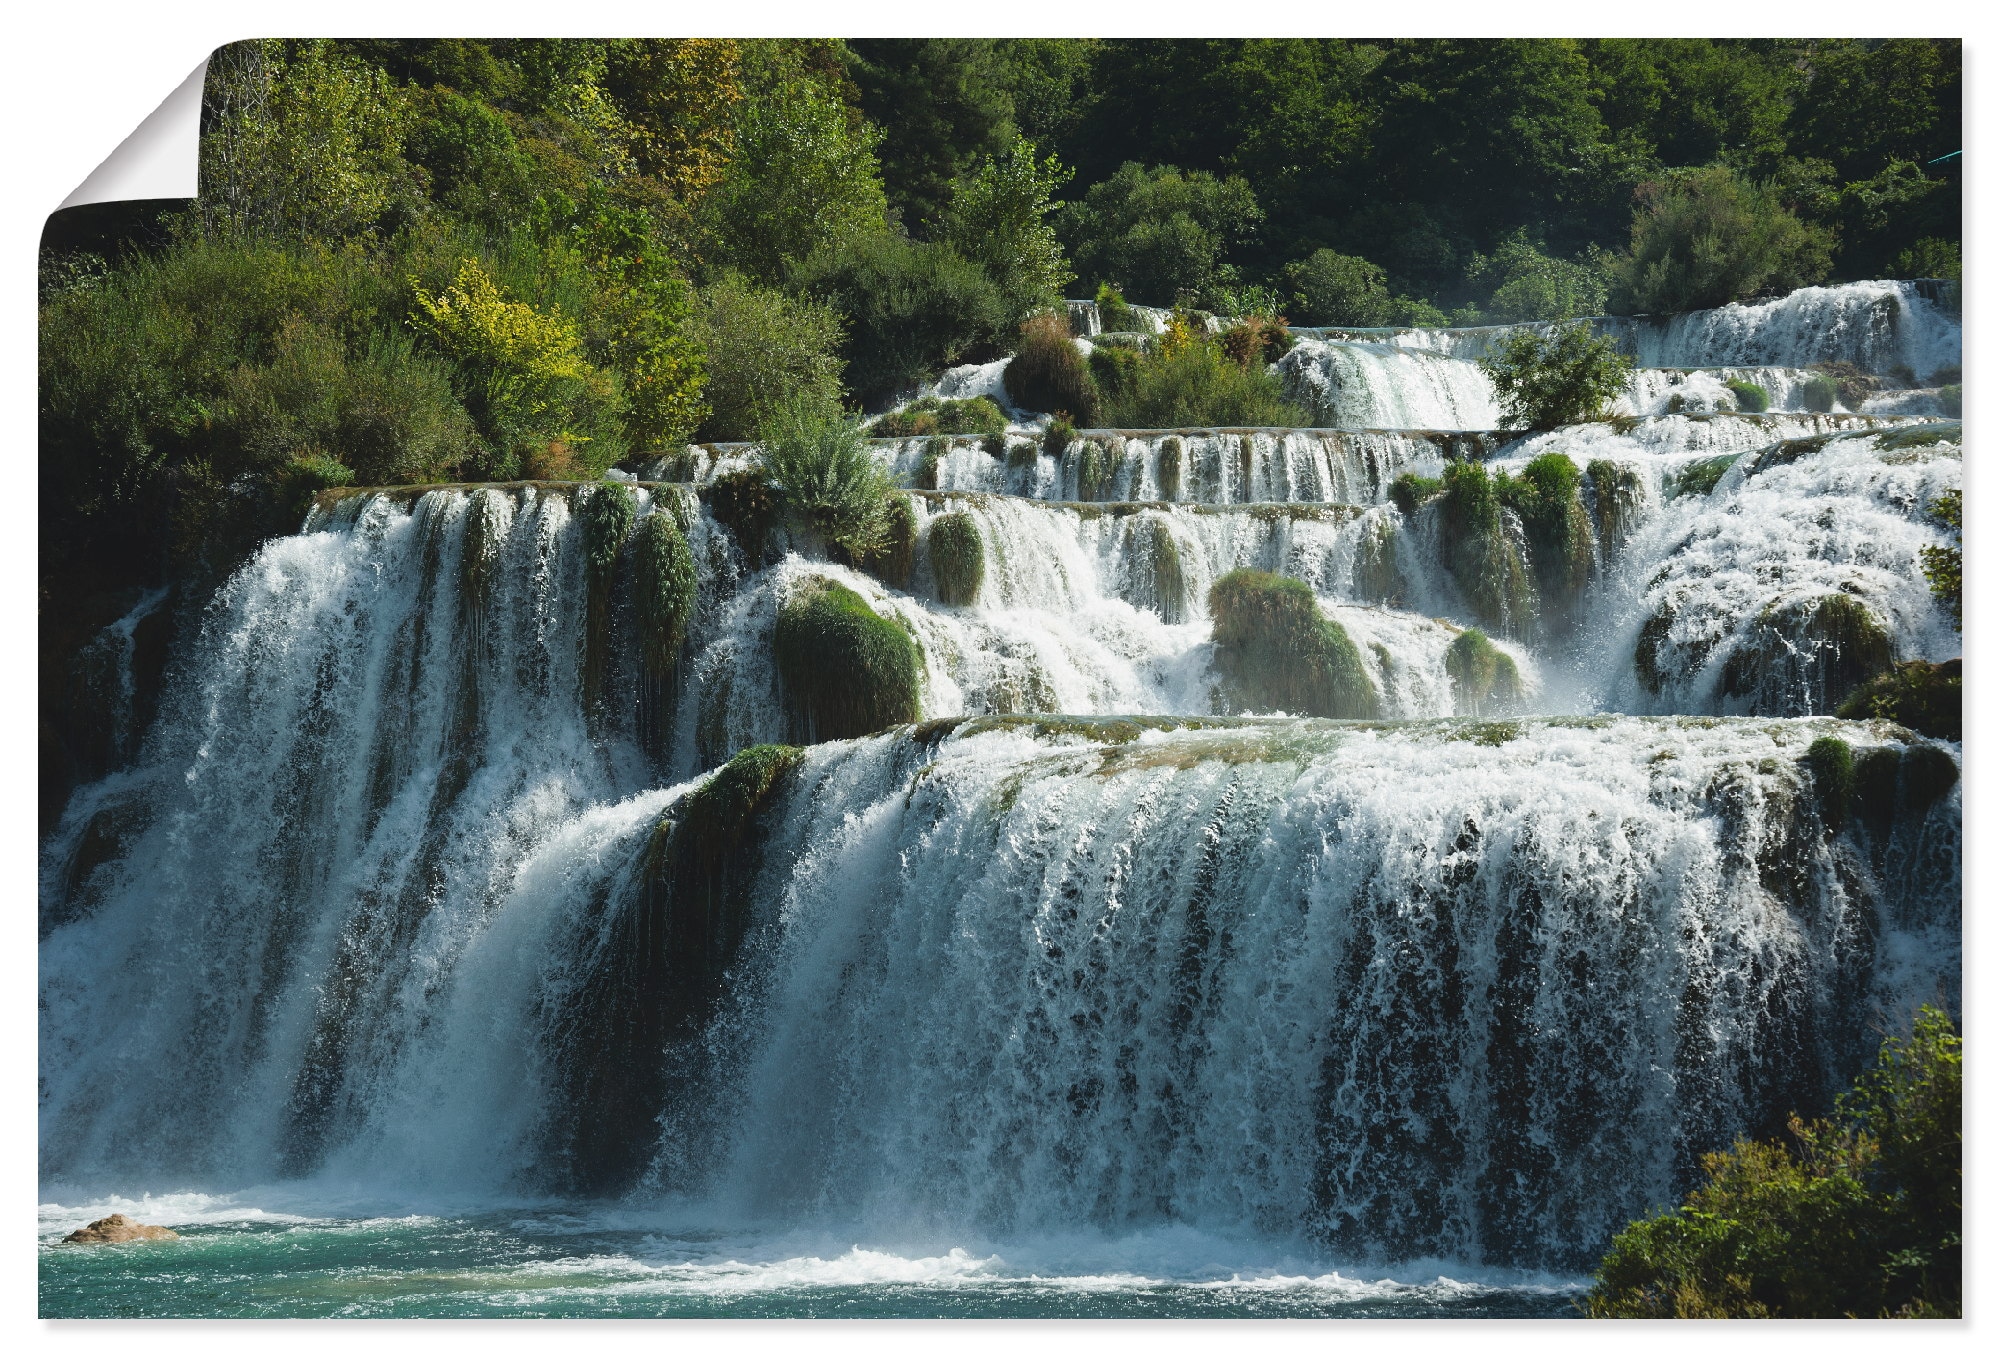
41, 280, 1962, 1317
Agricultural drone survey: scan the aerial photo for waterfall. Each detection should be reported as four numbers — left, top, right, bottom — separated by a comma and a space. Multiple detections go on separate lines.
42, 279, 1962, 1285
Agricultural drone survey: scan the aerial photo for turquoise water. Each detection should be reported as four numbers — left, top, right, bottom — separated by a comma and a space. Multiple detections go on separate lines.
38, 1192, 1585, 1319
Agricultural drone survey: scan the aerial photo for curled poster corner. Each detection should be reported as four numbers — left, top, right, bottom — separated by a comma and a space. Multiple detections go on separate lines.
60, 59, 208, 209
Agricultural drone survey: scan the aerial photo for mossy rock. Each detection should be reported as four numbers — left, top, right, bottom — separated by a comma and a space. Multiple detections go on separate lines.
632, 512, 696, 675
1076, 439, 1112, 501
1876, 421, 1961, 451
928, 512, 985, 607
774, 577, 922, 742
704, 468, 779, 564
1804, 735, 1854, 830
1720, 593, 1895, 714
1437, 461, 1536, 637
1587, 459, 1644, 549
1208, 569, 1381, 719
1726, 380, 1770, 413
1044, 416, 1076, 458
1352, 513, 1405, 605
1671, 453, 1739, 498
1390, 472, 1441, 517
1446, 628, 1523, 716
1157, 436, 1185, 501
1498, 453, 1595, 630
854, 492, 918, 591
1802, 373, 1840, 413
1142, 516, 1187, 622
1007, 439, 1039, 471
1835, 658, 1961, 741
579, 484, 638, 717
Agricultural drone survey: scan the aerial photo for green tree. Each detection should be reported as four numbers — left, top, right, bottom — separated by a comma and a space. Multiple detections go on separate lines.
1061, 162, 1263, 306
1466, 230, 1611, 322
1282, 249, 1393, 327
846, 39, 1018, 233
1478, 321, 1634, 430
939, 134, 1075, 319
690, 274, 846, 441
1609, 165, 1833, 314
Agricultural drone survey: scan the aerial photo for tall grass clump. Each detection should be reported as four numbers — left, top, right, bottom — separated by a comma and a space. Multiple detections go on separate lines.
773, 577, 921, 742
1208, 569, 1380, 719
927, 512, 985, 605
756, 395, 895, 559
1587, 1007, 1960, 1318
1103, 329, 1307, 429
1004, 311, 1099, 425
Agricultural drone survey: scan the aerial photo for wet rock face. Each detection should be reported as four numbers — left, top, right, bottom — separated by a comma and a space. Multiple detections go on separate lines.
62, 1213, 179, 1244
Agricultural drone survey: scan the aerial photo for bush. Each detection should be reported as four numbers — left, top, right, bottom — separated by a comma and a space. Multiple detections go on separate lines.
1477, 321, 1635, 431
1095, 280, 1139, 331
1726, 379, 1770, 413
756, 396, 894, 558
1445, 628, 1522, 716
1088, 344, 1143, 408
1004, 311, 1100, 424
799, 233, 1012, 405
928, 512, 985, 605
1466, 230, 1612, 322
773, 576, 921, 742
867, 395, 1007, 439
937, 133, 1075, 323
1802, 373, 1840, 413
1219, 316, 1294, 367
1587, 1007, 1961, 1318
689, 273, 846, 441
1101, 333, 1307, 429
1609, 166, 1835, 314
1390, 472, 1442, 517
1044, 413, 1077, 457
1207, 569, 1380, 719
1282, 249, 1394, 327
1061, 161, 1263, 305
1836, 660, 1961, 742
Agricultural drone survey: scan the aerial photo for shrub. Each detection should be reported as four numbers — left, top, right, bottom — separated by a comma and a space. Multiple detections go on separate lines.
756, 396, 894, 558
1004, 311, 1100, 424
1801, 374, 1839, 413
1586, 1007, 1961, 1318
1892, 237, 1961, 281
1390, 472, 1442, 518
1101, 333, 1307, 429
689, 273, 846, 441
1207, 569, 1380, 719
1726, 380, 1770, 413
1919, 488, 1961, 629
1836, 659, 1961, 742
1445, 628, 1522, 716
1811, 361, 1879, 411
928, 512, 985, 606
1062, 161, 1263, 305
1219, 316, 1294, 367
1587, 459, 1645, 549
853, 492, 917, 590
276, 454, 355, 523
1044, 413, 1077, 457
1466, 230, 1612, 322
867, 395, 1007, 439
1088, 344, 1143, 407
799, 233, 1012, 405
937, 133, 1075, 323
1282, 249, 1393, 327
773, 576, 921, 742
1095, 280, 1139, 332
1478, 322, 1635, 431
1609, 166, 1835, 314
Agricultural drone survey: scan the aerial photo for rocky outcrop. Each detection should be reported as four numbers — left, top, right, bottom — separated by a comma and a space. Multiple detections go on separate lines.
61, 1213, 179, 1244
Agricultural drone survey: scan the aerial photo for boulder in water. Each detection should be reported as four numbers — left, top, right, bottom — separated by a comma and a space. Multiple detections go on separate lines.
1208, 569, 1380, 719
61, 1214, 179, 1244
774, 577, 921, 742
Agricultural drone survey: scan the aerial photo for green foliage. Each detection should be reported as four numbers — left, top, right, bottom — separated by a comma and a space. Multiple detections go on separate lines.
1062, 162, 1263, 305
1802, 373, 1840, 413
1919, 489, 1961, 630
939, 133, 1075, 319
700, 42, 891, 287
1094, 281, 1139, 331
1283, 249, 1393, 327
1390, 473, 1442, 518
854, 492, 918, 589
1219, 317, 1294, 367
1436, 461, 1536, 636
1043, 413, 1077, 458
1087, 344, 1142, 407
1587, 1007, 1961, 1318
1836, 660, 1961, 743
756, 396, 894, 558
276, 453, 355, 522
798, 233, 1012, 404
927, 512, 985, 605
1496, 453, 1596, 625
1726, 379, 1770, 413
1465, 230, 1612, 322
1004, 311, 1099, 424
1586, 458, 1645, 548
1609, 166, 1834, 314
1143, 516, 1188, 621
631, 510, 697, 675
1894, 238, 1960, 280
1100, 331, 1307, 429
868, 395, 1007, 439
1478, 321, 1635, 431
1445, 628, 1522, 716
1805, 736, 1856, 828
773, 576, 922, 742
1156, 436, 1185, 500
1208, 569, 1380, 719
689, 273, 846, 441
846, 39, 1019, 233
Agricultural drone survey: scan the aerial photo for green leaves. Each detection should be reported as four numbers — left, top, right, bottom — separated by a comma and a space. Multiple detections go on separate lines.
1477, 321, 1634, 431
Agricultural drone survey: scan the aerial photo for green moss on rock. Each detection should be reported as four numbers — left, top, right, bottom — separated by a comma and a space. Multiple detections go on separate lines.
1446, 628, 1523, 716
1835, 658, 1961, 741
1143, 516, 1186, 622
1721, 593, 1895, 714
1438, 461, 1536, 637
1726, 379, 1770, 413
1208, 569, 1381, 719
1352, 513, 1404, 604
579, 483, 638, 716
774, 577, 922, 742
1076, 438, 1112, 501
632, 512, 696, 676
1498, 452, 1596, 631
1804, 735, 1854, 830
1587, 459, 1644, 551
1672, 453, 1740, 498
855, 492, 917, 590
1157, 436, 1184, 501
704, 468, 778, 564
928, 512, 985, 606
1390, 472, 1442, 517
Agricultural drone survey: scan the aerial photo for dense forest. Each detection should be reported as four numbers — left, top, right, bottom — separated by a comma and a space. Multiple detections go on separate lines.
38, 37, 1960, 817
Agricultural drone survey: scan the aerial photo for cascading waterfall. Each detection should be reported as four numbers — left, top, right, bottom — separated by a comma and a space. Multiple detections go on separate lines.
42, 279, 1962, 1297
